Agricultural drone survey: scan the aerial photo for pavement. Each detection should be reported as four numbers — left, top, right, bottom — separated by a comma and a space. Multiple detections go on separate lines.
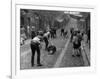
81, 41, 90, 66
59, 41, 84, 68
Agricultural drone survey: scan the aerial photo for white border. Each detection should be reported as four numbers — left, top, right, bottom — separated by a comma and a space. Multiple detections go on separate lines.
12, 4, 96, 79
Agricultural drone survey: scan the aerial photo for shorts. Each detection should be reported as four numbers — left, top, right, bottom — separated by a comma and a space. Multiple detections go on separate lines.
73, 42, 81, 49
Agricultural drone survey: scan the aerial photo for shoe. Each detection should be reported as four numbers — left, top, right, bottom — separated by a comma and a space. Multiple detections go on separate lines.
31, 64, 34, 67
72, 54, 75, 57
77, 54, 80, 57
37, 64, 43, 66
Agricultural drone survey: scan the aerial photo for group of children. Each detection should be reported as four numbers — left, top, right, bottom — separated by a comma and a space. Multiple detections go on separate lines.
60, 28, 68, 38
30, 29, 56, 67
70, 28, 84, 57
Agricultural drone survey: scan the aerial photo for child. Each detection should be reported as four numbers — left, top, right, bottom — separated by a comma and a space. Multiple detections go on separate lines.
72, 34, 82, 57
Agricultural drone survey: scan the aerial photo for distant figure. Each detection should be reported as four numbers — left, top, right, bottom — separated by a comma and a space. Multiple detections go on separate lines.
30, 35, 43, 67
61, 28, 64, 36
72, 32, 82, 57
63, 30, 68, 38
50, 29, 55, 38
20, 37, 25, 45
53, 28, 57, 38
27, 25, 30, 38
87, 29, 90, 48
70, 28, 74, 41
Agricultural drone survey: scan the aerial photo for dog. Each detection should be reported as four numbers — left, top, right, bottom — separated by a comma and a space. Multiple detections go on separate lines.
47, 45, 56, 55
